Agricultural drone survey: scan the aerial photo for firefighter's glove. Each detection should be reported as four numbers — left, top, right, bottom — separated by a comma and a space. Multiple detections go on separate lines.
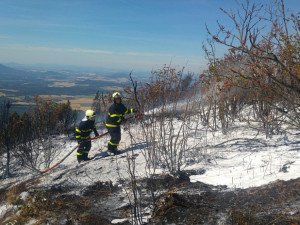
122, 118, 127, 124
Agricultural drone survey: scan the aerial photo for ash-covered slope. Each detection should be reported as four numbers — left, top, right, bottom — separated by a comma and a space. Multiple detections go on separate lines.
1, 113, 300, 224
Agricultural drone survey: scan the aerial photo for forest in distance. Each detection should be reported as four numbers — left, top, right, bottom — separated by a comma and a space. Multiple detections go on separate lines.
0, 63, 134, 114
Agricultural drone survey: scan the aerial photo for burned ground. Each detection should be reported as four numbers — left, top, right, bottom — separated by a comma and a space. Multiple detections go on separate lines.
149, 174, 300, 224
1, 171, 299, 224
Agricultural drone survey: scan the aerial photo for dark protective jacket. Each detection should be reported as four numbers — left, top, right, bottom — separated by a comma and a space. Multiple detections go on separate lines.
106, 102, 133, 128
75, 118, 99, 142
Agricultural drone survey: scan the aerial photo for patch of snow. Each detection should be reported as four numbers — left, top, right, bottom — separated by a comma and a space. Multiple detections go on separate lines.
19, 192, 29, 201
1, 107, 300, 194
0, 204, 15, 219
111, 218, 130, 224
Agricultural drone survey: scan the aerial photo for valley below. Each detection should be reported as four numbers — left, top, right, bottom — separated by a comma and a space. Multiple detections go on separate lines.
0, 64, 132, 113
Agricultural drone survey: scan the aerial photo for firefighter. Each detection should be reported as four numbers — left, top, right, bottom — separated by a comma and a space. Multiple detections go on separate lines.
106, 92, 136, 155
75, 109, 99, 163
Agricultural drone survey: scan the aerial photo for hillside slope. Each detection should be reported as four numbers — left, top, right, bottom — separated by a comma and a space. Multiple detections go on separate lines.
0, 112, 300, 224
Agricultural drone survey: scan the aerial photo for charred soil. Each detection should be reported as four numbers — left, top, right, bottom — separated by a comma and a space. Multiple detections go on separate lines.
1, 172, 300, 224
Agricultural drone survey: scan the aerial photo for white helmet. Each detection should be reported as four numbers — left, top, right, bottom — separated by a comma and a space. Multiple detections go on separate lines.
85, 110, 96, 119
112, 92, 121, 99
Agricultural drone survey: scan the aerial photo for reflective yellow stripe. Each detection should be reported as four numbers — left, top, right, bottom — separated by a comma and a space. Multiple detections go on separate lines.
82, 128, 92, 132
125, 108, 129, 114
75, 135, 81, 138
117, 118, 122, 123
76, 128, 81, 133
109, 141, 119, 146
77, 152, 83, 155
81, 136, 90, 140
83, 151, 89, 153
106, 124, 118, 127
131, 108, 133, 113
109, 113, 122, 117
76, 128, 92, 133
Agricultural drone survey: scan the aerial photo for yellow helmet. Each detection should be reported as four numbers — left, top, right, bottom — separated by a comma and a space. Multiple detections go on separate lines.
85, 109, 96, 119
112, 92, 121, 99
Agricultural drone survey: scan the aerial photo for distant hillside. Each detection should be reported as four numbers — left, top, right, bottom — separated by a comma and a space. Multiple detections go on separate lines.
0, 63, 41, 80
0, 63, 22, 76
0, 63, 69, 80
0, 63, 132, 113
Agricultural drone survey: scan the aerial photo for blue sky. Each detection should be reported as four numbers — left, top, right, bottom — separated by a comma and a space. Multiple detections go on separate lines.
0, 0, 298, 74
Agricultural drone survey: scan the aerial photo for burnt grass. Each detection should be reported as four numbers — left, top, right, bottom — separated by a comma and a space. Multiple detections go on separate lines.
2, 171, 300, 224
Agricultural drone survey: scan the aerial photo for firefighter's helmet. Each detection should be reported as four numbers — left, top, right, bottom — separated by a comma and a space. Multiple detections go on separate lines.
85, 110, 96, 119
112, 92, 121, 99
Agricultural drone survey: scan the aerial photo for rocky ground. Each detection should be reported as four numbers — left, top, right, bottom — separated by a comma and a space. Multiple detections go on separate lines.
1, 170, 299, 225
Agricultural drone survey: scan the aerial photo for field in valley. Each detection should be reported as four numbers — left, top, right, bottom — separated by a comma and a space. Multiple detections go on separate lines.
0, 66, 133, 113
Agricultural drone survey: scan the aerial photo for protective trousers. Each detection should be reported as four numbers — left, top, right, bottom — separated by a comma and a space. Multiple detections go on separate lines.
107, 126, 121, 154
77, 141, 91, 162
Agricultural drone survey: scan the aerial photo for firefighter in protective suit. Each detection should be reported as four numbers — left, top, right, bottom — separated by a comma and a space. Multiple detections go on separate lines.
106, 92, 136, 155
75, 110, 99, 162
